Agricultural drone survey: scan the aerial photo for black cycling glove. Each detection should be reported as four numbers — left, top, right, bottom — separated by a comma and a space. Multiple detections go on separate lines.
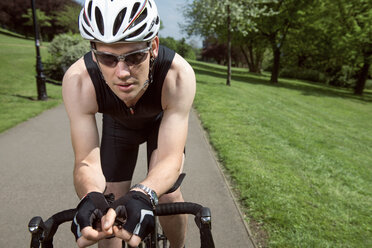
71, 192, 110, 241
112, 191, 155, 240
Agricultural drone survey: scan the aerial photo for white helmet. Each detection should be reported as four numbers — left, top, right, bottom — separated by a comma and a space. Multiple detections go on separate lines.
79, 0, 160, 43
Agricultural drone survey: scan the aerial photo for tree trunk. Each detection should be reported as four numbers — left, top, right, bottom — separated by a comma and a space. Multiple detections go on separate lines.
271, 45, 280, 83
241, 45, 263, 73
255, 49, 263, 73
226, 4, 231, 86
241, 45, 253, 72
354, 53, 371, 95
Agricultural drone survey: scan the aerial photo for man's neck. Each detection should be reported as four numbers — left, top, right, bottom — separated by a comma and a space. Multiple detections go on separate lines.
123, 80, 150, 108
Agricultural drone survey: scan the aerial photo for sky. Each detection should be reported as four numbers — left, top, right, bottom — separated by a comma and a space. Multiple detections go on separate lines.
75, 0, 202, 47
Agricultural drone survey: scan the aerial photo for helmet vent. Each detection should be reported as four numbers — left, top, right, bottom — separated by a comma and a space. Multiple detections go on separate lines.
126, 24, 147, 39
83, 11, 90, 26
113, 8, 127, 36
144, 32, 153, 40
95, 7, 104, 35
130, 2, 141, 20
83, 26, 93, 38
131, 8, 147, 29
87, 1, 93, 20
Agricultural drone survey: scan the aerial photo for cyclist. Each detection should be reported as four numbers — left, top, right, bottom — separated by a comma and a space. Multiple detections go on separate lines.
62, 0, 195, 247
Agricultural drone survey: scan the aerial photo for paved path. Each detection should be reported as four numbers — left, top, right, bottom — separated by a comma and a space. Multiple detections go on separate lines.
0, 104, 255, 247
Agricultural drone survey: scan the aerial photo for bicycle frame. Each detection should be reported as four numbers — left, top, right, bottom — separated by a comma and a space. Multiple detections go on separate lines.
140, 216, 167, 248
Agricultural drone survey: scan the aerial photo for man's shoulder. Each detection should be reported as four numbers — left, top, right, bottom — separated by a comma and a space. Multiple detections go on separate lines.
63, 56, 93, 90
162, 53, 196, 110
63, 56, 85, 80
62, 56, 98, 114
169, 53, 195, 79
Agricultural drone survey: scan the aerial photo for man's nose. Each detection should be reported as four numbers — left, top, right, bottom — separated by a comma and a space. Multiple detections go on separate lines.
116, 61, 131, 79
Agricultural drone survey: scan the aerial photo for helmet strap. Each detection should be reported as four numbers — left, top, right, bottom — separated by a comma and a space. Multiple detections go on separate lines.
146, 40, 155, 86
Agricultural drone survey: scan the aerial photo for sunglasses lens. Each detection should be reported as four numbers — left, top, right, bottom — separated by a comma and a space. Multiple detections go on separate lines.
94, 48, 149, 67
125, 52, 148, 66
96, 53, 118, 67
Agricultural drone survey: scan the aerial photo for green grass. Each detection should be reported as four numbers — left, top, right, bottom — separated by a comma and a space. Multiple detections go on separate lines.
0, 29, 62, 133
189, 60, 372, 248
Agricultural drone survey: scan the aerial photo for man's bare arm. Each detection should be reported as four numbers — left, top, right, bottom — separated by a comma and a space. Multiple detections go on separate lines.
62, 59, 106, 198
141, 54, 196, 196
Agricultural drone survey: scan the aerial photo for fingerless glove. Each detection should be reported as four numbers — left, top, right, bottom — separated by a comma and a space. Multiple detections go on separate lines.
112, 191, 155, 240
71, 192, 110, 240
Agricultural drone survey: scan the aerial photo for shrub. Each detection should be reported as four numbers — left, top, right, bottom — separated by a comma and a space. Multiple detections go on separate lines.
326, 65, 356, 88
44, 33, 90, 80
279, 67, 327, 83
159, 36, 198, 60
364, 79, 372, 89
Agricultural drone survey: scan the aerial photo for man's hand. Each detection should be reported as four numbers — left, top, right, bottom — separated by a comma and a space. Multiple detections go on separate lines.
71, 192, 113, 247
103, 191, 155, 247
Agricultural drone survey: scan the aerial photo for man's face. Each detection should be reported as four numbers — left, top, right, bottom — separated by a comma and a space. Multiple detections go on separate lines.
93, 40, 157, 105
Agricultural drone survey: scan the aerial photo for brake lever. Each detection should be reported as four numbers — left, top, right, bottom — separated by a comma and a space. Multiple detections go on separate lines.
28, 216, 46, 248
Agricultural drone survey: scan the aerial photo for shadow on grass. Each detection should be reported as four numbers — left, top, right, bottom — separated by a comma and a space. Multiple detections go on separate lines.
12, 94, 37, 101
0, 92, 39, 101
190, 61, 372, 103
0, 30, 32, 40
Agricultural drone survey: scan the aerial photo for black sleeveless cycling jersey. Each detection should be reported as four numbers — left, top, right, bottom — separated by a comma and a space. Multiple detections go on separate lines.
83, 45, 176, 130
83, 45, 176, 182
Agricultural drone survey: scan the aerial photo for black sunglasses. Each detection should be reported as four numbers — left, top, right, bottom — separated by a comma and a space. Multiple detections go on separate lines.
92, 46, 151, 67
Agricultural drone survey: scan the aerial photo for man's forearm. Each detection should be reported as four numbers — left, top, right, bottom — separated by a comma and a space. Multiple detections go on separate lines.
74, 162, 106, 199
142, 156, 183, 197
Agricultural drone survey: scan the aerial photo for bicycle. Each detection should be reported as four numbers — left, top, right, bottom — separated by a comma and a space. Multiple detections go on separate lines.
28, 174, 215, 248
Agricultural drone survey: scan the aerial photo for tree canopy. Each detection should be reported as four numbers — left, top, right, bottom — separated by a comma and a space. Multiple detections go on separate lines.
183, 0, 372, 94
0, 0, 81, 40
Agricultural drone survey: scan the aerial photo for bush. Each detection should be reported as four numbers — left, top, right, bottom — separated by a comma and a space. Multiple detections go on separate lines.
326, 65, 356, 88
159, 36, 198, 60
364, 79, 372, 89
279, 67, 327, 83
44, 33, 90, 80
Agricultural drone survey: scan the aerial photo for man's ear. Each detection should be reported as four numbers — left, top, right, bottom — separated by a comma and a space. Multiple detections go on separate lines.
151, 36, 160, 58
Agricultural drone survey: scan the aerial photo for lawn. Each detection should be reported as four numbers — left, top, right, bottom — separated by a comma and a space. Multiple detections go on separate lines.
189, 60, 372, 248
0, 30, 63, 133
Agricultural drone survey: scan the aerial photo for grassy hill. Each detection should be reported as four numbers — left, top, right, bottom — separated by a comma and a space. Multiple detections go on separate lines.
190, 60, 372, 247
0, 30, 62, 133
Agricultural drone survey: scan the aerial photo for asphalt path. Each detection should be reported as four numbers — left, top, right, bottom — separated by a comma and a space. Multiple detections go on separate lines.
0, 104, 255, 247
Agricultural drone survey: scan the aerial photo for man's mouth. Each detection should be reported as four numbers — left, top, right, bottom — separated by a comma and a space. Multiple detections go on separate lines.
116, 83, 135, 92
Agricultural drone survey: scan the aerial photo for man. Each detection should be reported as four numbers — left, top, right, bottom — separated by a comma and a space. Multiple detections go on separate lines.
62, 0, 195, 247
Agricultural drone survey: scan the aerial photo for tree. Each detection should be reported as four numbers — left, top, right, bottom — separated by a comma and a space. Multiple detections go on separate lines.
254, 0, 315, 83
159, 37, 197, 60
183, 0, 269, 85
160, 37, 178, 51
226, 3, 232, 86
280, 0, 371, 93
22, 8, 52, 38
234, 31, 267, 73
0, 0, 79, 39
199, 37, 225, 64
54, 4, 81, 34
330, 0, 372, 95
183, 0, 229, 85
